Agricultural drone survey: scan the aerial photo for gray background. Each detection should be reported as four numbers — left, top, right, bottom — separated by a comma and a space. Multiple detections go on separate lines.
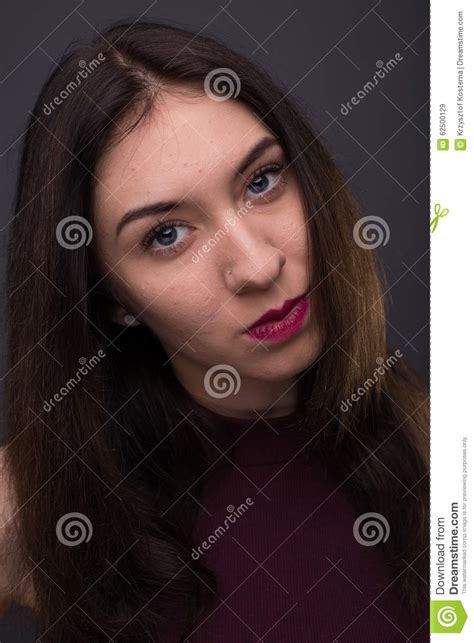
0, 1, 429, 639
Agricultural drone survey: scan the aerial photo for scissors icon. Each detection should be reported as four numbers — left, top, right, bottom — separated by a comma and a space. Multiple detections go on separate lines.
430, 203, 449, 233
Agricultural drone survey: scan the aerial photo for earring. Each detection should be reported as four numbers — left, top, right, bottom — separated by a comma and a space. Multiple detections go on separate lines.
123, 313, 138, 326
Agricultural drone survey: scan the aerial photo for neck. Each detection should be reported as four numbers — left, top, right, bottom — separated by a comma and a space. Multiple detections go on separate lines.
175, 368, 301, 420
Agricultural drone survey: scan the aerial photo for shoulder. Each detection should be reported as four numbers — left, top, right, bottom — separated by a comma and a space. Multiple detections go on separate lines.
0, 447, 37, 615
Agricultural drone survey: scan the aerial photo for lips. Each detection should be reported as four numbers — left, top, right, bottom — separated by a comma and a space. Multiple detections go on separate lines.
246, 291, 309, 331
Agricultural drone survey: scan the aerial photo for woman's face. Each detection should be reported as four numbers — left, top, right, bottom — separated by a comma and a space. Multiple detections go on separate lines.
92, 86, 322, 412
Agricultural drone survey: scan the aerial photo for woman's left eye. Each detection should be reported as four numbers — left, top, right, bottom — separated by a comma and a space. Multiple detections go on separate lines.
246, 164, 284, 198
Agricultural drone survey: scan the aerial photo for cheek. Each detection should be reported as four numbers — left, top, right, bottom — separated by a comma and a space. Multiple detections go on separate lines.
125, 271, 216, 340
278, 207, 308, 258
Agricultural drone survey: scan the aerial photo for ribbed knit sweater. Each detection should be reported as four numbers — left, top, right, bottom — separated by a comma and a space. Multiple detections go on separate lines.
167, 407, 429, 642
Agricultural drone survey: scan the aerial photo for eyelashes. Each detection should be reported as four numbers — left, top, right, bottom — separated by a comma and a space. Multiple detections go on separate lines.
246, 163, 284, 198
140, 219, 189, 256
139, 161, 288, 257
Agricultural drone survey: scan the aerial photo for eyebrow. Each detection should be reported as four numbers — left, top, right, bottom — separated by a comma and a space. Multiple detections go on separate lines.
114, 135, 281, 239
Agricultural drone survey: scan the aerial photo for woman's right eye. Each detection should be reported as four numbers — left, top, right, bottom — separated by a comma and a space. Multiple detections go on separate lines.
140, 220, 190, 257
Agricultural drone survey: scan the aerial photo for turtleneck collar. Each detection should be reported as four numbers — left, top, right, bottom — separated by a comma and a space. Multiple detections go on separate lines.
188, 400, 308, 466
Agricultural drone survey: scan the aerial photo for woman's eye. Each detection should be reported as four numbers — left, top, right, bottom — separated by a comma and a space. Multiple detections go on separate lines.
141, 221, 189, 256
140, 164, 286, 257
246, 165, 284, 199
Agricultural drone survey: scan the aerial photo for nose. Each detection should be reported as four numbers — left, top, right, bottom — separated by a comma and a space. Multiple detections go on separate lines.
223, 223, 286, 294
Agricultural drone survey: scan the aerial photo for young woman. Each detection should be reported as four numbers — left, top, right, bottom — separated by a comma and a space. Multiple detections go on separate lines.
1, 20, 429, 642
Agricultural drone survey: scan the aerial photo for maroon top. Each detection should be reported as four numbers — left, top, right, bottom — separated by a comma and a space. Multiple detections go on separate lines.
167, 407, 429, 641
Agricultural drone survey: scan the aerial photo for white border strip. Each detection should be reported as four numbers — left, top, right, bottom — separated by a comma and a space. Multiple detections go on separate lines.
431, 0, 472, 638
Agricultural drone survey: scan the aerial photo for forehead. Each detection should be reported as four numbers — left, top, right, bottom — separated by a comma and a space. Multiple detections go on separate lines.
93, 89, 270, 212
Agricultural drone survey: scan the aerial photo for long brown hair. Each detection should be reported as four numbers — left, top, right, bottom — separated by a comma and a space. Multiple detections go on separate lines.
3, 20, 428, 641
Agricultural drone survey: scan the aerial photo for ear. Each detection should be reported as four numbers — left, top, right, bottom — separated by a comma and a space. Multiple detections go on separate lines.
109, 302, 141, 327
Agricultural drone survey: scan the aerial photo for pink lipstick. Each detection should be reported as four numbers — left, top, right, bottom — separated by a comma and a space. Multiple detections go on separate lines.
244, 292, 310, 343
